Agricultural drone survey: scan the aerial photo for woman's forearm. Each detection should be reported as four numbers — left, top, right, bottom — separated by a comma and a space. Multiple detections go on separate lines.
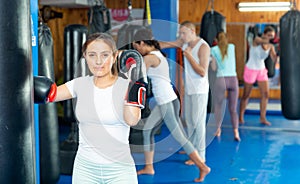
123, 105, 141, 126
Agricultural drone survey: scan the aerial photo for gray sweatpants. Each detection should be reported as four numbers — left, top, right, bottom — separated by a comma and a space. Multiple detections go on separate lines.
184, 93, 208, 161
143, 99, 195, 155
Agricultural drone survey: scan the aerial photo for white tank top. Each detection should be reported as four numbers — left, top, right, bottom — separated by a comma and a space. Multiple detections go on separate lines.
147, 50, 177, 105
182, 38, 209, 95
246, 45, 270, 70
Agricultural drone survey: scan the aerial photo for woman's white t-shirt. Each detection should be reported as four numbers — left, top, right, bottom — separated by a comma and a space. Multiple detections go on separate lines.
65, 76, 134, 165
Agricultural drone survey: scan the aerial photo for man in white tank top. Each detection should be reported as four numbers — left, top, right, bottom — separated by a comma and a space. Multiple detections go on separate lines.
160, 21, 210, 164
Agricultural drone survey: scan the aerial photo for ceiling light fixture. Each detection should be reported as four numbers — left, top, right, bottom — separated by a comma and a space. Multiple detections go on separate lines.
238, 2, 291, 12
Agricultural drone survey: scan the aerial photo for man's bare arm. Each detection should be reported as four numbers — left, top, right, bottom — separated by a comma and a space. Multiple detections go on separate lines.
159, 39, 184, 49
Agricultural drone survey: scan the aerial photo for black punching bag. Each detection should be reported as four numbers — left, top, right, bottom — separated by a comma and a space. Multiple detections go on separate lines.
200, 10, 226, 47
116, 0, 150, 50
280, 10, 300, 120
0, 1, 35, 183
200, 10, 225, 113
63, 24, 87, 123
38, 22, 60, 183
60, 24, 88, 175
88, 3, 111, 34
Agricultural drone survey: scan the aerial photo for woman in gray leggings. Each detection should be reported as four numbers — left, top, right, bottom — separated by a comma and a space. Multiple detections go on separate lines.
211, 31, 240, 141
133, 29, 210, 182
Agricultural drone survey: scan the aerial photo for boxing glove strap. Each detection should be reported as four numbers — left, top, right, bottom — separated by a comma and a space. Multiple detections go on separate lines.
125, 81, 146, 109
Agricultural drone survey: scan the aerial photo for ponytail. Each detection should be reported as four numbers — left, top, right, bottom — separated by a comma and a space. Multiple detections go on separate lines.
217, 32, 228, 61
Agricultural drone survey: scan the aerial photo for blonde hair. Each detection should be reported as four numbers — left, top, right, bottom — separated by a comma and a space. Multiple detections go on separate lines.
217, 31, 228, 61
180, 21, 196, 32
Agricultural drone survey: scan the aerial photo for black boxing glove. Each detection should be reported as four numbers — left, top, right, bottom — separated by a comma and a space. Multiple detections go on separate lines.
118, 50, 147, 109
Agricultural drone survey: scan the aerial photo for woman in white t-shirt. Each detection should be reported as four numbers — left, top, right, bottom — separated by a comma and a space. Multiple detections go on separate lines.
133, 29, 210, 183
54, 33, 146, 184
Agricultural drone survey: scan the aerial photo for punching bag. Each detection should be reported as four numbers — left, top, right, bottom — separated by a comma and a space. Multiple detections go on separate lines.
63, 24, 88, 124
117, 24, 148, 49
200, 8, 226, 113
38, 22, 60, 183
60, 24, 88, 175
265, 24, 279, 78
87, 3, 111, 34
116, 0, 150, 49
0, 1, 35, 183
264, 55, 275, 78
200, 10, 226, 47
280, 10, 300, 120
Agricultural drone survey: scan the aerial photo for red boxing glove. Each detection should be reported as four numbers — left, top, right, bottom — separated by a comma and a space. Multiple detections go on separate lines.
47, 83, 57, 102
34, 76, 57, 104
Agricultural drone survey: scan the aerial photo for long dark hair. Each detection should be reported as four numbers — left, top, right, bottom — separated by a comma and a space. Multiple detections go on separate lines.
263, 26, 275, 34
133, 28, 166, 57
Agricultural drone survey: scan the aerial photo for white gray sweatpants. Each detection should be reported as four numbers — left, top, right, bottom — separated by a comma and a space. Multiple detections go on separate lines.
184, 93, 208, 161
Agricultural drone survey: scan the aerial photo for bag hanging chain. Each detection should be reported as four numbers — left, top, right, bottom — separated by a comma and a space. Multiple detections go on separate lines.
205, 0, 215, 14
290, 0, 297, 10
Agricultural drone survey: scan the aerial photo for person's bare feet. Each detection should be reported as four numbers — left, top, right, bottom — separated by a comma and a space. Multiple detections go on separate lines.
239, 117, 245, 125
233, 129, 241, 142
260, 119, 271, 126
137, 166, 155, 175
194, 166, 211, 182
178, 150, 186, 154
234, 136, 241, 142
185, 159, 195, 165
215, 128, 221, 137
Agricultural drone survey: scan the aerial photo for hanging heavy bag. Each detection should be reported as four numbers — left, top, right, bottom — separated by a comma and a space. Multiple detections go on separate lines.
38, 22, 60, 184
0, 1, 35, 183
200, 10, 226, 46
63, 24, 88, 124
116, 0, 151, 50
60, 24, 88, 175
280, 10, 300, 120
264, 54, 275, 78
88, 3, 111, 34
264, 24, 278, 78
200, 0, 226, 47
199, 1, 226, 113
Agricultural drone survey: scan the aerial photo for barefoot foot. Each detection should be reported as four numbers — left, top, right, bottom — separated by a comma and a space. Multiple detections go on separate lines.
239, 118, 245, 125
260, 119, 271, 126
214, 128, 221, 137
178, 150, 186, 154
194, 166, 211, 182
233, 129, 241, 142
185, 159, 195, 165
234, 136, 241, 142
137, 167, 155, 175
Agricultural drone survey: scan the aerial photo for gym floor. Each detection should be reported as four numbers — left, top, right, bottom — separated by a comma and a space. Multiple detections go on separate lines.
58, 100, 300, 184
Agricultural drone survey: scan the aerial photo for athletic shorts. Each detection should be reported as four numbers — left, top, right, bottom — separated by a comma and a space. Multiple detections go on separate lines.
243, 66, 268, 84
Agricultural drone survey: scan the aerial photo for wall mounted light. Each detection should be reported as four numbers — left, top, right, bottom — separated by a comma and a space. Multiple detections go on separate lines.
238, 2, 291, 12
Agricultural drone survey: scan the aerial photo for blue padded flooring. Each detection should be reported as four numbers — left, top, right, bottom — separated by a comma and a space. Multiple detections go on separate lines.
58, 100, 300, 184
